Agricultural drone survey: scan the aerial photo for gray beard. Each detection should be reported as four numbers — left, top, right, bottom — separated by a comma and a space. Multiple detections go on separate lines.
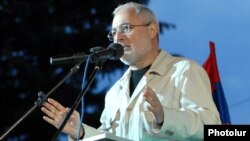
120, 53, 138, 66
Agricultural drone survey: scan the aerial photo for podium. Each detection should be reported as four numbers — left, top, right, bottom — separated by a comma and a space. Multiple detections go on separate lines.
82, 132, 133, 141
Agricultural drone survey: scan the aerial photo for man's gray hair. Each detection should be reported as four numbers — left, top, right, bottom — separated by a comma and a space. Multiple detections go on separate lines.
113, 2, 159, 41
113, 2, 158, 25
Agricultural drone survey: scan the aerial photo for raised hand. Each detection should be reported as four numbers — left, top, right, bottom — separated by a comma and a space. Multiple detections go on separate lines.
41, 98, 84, 139
143, 86, 164, 125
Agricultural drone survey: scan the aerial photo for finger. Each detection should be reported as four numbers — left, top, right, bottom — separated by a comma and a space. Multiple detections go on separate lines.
144, 93, 156, 105
144, 87, 160, 104
41, 107, 56, 119
146, 87, 157, 100
48, 98, 66, 111
43, 115, 58, 127
42, 107, 68, 128
147, 105, 155, 112
43, 101, 58, 114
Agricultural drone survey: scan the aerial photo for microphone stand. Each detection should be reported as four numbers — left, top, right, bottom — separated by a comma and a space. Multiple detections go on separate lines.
51, 60, 103, 141
0, 64, 80, 141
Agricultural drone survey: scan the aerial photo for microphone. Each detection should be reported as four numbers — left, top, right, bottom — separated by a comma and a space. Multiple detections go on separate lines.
50, 43, 124, 65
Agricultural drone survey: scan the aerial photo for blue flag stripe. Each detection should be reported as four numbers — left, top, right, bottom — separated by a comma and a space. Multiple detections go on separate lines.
212, 82, 231, 124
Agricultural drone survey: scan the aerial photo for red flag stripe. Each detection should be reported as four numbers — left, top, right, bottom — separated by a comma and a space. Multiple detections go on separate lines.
203, 41, 221, 91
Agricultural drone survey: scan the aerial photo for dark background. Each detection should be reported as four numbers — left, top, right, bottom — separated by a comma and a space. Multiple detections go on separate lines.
0, 0, 174, 140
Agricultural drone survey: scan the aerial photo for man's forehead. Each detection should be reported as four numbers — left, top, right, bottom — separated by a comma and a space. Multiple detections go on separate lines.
112, 9, 141, 27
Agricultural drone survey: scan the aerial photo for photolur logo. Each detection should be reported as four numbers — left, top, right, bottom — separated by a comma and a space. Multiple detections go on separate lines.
208, 129, 247, 136
204, 125, 250, 140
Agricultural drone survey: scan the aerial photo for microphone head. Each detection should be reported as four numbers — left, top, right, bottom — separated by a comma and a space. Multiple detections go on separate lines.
107, 43, 124, 60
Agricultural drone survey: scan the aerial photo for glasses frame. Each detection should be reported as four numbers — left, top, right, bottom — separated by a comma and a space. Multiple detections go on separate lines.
107, 23, 151, 41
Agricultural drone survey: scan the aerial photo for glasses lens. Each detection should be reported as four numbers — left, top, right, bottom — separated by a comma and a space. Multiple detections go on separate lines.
120, 24, 130, 34
107, 31, 115, 41
107, 24, 131, 41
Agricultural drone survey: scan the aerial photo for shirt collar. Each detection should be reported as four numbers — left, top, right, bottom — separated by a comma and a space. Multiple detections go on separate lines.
148, 49, 174, 76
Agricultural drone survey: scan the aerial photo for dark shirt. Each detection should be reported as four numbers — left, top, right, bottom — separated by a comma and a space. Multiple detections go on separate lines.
129, 66, 150, 97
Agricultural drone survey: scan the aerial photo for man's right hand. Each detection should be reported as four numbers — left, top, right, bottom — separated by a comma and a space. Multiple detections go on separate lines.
41, 98, 84, 139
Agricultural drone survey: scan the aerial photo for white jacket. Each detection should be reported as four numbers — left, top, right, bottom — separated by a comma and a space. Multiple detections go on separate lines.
70, 50, 221, 141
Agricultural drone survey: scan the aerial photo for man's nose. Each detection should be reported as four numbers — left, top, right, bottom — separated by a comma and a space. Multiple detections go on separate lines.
114, 31, 125, 42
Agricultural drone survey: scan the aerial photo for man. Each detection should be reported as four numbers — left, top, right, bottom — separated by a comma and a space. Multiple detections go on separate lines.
41, 2, 221, 141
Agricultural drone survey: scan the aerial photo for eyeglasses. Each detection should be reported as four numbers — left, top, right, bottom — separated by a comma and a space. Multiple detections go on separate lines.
107, 23, 151, 41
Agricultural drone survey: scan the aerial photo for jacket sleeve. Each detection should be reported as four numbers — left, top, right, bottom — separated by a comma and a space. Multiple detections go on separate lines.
154, 60, 221, 140
68, 81, 122, 141
68, 123, 102, 141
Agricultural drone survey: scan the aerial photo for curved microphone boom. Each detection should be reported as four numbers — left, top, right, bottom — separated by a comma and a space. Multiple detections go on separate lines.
50, 43, 124, 65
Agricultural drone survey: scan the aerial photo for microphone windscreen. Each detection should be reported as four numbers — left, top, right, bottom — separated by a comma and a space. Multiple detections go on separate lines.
107, 43, 124, 60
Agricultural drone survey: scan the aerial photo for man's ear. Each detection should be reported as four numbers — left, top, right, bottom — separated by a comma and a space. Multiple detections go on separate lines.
148, 22, 158, 39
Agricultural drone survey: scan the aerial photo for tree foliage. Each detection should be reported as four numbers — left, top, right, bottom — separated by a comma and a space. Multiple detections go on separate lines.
0, 0, 175, 140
